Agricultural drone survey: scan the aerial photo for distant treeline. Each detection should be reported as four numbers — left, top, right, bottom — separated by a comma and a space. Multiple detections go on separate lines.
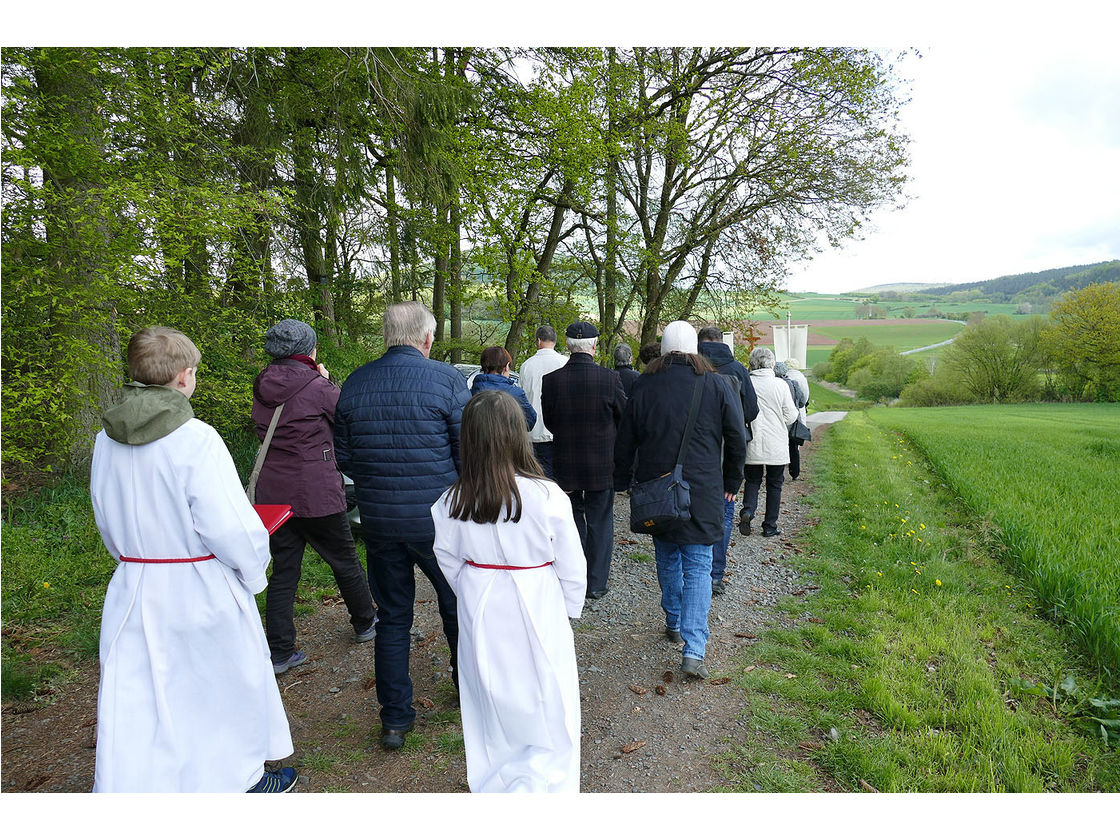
921, 261, 1120, 300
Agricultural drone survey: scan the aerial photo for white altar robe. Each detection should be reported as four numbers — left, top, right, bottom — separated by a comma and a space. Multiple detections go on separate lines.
432, 476, 586, 792
90, 418, 293, 792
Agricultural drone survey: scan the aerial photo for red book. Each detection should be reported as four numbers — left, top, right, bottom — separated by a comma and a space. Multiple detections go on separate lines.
253, 504, 293, 535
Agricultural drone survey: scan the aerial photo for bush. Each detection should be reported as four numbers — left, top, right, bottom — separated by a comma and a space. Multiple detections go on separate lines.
899, 372, 973, 406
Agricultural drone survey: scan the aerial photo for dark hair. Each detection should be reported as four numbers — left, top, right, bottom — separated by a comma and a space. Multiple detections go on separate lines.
479, 345, 512, 374
638, 341, 661, 365
446, 390, 545, 524
535, 325, 557, 343
643, 352, 716, 376
697, 326, 723, 343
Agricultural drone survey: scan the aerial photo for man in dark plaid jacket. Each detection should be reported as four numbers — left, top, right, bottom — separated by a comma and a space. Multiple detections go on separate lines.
541, 322, 627, 599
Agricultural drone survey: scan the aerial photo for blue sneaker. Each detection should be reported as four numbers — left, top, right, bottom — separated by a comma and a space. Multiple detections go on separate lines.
273, 650, 307, 675
246, 766, 298, 793
355, 621, 377, 644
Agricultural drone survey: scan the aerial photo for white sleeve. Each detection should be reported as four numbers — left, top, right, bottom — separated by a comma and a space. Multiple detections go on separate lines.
431, 493, 464, 594
546, 483, 587, 618
186, 427, 271, 594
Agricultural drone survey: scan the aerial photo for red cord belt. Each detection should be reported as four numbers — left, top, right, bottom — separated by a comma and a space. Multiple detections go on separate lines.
119, 554, 215, 564
465, 559, 553, 570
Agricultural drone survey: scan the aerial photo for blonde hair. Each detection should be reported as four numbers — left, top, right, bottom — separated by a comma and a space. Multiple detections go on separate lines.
384, 301, 436, 348
127, 327, 201, 385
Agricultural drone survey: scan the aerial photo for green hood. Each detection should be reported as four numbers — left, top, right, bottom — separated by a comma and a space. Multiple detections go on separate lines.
101, 382, 194, 445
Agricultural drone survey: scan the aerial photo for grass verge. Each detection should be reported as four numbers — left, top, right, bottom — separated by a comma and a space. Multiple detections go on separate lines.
717, 412, 1118, 792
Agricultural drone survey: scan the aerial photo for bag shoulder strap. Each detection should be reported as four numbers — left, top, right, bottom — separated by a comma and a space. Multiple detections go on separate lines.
674, 377, 705, 468
246, 403, 284, 503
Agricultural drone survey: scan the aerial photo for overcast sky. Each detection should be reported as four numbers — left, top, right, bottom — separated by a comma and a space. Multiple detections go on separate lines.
12, 2, 1119, 299
787, 41, 1120, 294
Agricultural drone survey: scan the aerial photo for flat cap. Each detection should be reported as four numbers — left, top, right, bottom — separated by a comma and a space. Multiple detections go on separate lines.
565, 321, 599, 339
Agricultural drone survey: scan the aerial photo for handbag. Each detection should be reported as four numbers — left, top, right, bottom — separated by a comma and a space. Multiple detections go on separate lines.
629, 377, 705, 535
790, 416, 812, 443
245, 403, 285, 504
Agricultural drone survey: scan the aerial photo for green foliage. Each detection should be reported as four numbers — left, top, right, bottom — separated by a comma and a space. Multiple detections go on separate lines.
935, 315, 1045, 403
726, 410, 1118, 791
1042, 282, 1120, 401
870, 404, 1120, 678
1007, 676, 1120, 747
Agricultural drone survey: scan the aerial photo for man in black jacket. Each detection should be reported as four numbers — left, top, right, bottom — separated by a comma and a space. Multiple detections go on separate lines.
697, 327, 760, 595
335, 301, 470, 751
541, 322, 627, 599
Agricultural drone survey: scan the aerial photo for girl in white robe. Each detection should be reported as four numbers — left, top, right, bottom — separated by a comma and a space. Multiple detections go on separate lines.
89, 327, 294, 792
431, 389, 586, 792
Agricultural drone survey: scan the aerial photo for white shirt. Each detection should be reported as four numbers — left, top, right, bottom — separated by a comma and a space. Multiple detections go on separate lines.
518, 347, 568, 442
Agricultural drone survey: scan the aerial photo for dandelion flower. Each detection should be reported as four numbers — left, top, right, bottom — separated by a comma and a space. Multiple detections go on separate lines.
877, 571, 883, 577
43, 582, 51, 589
935, 580, 942, 587
911, 588, 918, 594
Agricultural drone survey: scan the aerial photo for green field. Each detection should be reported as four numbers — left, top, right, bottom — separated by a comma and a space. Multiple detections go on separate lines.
809, 321, 962, 350
866, 403, 1120, 677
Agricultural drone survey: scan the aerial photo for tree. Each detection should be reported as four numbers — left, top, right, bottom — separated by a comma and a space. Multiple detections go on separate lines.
610, 48, 909, 344
940, 315, 1044, 402
1042, 282, 1120, 401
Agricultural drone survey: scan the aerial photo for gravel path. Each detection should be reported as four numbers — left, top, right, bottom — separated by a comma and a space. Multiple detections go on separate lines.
2, 434, 831, 794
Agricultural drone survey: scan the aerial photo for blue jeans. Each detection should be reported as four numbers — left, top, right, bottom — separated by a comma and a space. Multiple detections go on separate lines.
365, 539, 458, 730
652, 538, 713, 660
711, 498, 735, 584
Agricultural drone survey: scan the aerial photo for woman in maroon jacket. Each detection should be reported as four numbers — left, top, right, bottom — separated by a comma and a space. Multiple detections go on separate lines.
252, 319, 377, 674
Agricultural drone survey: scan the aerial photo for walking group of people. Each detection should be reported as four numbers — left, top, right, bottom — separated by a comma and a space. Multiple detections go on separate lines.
87, 304, 811, 794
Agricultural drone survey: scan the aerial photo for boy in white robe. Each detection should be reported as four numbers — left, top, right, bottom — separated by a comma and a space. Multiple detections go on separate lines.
89, 326, 296, 793
432, 389, 586, 792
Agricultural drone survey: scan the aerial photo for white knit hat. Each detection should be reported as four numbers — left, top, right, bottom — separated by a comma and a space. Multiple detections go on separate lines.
660, 321, 698, 355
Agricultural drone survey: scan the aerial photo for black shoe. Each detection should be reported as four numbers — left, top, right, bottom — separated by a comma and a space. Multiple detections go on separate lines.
380, 722, 415, 750
762, 527, 782, 538
665, 627, 683, 644
712, 579, 726, 596
682, 656, 709, 679
586, 589, 608, 600
738, 516, 752, 536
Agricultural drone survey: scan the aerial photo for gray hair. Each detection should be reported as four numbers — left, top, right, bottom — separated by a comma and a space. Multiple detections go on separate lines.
774, 362, 789, 377
567, 336, 597, 355
749, 346, 776, 370
784, 358, 801, 370
613, 343, 633, 365
384, 301, 437, 348
535, 325, 557, 344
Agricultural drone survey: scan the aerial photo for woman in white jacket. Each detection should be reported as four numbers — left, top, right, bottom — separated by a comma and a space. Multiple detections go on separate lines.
739, 347, 799, 537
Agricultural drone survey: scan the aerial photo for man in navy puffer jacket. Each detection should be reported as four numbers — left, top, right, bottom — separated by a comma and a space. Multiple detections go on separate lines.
335, 301, 471, 750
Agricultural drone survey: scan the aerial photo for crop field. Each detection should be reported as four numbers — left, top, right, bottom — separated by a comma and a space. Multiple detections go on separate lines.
866, 403, 1120, 676
808, 320, 963, 350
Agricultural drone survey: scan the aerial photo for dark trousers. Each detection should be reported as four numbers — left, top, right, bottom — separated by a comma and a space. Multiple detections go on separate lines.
265, 512, 377, 663
567, 488, 615, 593
365, 538, 458, 730
533, 441, 555, 480
742, 464, 786, 532
788, 439, 801, 479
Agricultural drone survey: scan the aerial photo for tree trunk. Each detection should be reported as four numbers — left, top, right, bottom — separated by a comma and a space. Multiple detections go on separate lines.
32, 49, 122, 467
386, 160, 402, 303
449, 190, 463, 364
